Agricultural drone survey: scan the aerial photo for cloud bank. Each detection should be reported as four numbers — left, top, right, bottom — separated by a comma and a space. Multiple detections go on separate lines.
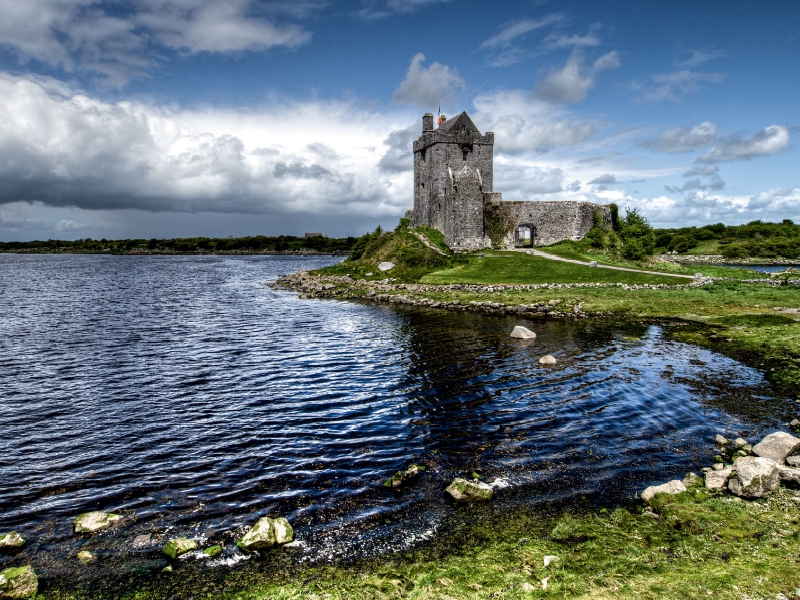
0, 72, 413, 219
0, 0, 317, 84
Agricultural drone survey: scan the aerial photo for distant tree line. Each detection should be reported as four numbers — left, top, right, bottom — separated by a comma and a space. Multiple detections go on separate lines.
653, 219, 800, 258
0, 235, 357, 254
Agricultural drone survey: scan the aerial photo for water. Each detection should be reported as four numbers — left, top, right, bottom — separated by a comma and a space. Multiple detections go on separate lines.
0, 254, 782, 585
719, 263, 796, 273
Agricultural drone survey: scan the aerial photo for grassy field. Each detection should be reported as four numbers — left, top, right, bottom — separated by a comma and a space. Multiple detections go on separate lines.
418, 252, 688, 285
540, 242, 774, 280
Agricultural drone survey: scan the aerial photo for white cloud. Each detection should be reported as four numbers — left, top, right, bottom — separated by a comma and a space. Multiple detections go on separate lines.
480, 14, 563, 49
533, 50, 620, 103
0, 71, 415, 219
378, 124, 417, 172
631, 70, 727, 102
544, 23, 602, 49
0, 0, 315, 84
495, 165, 566, 197
471, 90, 594, 154
392, 53, 466, 107
637, 121, 719, 153
355, 0, 453, 19
698, 125, 790, 163
588, 173, 617, 184
683, 164, 719, 177
677, 49, 724, 68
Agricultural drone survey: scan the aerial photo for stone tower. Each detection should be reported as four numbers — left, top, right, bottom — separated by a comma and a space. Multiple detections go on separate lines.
412, 112, 494, 250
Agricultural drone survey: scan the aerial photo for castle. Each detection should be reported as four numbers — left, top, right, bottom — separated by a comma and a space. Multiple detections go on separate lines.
407, 111, 611, 251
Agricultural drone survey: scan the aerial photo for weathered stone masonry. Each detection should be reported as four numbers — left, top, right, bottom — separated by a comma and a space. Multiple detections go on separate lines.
409, 111, 611, 251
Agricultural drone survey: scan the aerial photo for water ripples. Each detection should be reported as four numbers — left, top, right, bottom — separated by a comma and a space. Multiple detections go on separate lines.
0, 253, 777, 564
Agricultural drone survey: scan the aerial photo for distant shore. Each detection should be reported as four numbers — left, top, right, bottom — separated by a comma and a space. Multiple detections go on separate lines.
0, 249, 350, 256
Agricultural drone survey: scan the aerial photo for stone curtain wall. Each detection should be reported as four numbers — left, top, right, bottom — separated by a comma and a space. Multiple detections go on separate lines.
504, 201, 612, 248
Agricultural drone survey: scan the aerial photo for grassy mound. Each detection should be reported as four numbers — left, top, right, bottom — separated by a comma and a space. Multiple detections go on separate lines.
315, 226, 465, 282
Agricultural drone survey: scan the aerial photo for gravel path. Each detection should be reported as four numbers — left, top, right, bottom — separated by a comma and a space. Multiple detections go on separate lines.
523, 248, 696, 279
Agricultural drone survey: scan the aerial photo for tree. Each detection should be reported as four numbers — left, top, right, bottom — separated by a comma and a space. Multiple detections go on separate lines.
620, 208, 655, 260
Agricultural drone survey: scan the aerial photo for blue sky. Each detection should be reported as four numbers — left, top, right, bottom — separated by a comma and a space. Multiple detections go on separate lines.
0, 0, 797, 240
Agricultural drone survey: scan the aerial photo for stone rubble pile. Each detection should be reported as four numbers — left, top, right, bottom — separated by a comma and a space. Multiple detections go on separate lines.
642, 430, 800, 506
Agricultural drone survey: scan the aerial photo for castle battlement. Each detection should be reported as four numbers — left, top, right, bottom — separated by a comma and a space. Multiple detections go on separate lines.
409, 111, 610, 250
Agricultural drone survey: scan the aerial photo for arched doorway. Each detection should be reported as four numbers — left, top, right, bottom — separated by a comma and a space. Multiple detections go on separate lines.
515, 224, 535, 247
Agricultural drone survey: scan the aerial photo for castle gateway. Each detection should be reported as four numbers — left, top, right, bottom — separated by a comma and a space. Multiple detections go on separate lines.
407, 111, 611, 251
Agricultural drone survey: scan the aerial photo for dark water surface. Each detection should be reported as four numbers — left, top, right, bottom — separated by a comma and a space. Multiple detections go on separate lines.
0, 254, 781, 580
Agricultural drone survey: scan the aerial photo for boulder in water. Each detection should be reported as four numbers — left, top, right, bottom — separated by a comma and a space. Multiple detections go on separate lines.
509, 326, 536, 339
77, 550, 94, 564
538, 355, 557, 365
0, 566, 38, 599
751, 431, 800, 462
73, 512, 123, 534
641, 480, 686, 505
445, 477, 494, 501
0, 532, 25, 551
728, 457, 779, 498
163, 537, 198, 560
383, 464, 425, 488
237, 517, 294, 551
203, 545, 223, 558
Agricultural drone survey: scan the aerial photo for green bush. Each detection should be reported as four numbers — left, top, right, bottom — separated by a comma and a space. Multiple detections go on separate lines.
722, 244, 750, 259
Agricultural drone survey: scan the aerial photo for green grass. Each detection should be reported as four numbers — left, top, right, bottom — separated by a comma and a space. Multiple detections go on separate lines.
683, 239, 722, 255
420, 252, 688, 285
317, 228, 463, 282
541, 242, 775, 280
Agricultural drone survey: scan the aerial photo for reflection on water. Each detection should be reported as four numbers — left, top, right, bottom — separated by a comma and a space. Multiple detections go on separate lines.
0, 254, 778, 572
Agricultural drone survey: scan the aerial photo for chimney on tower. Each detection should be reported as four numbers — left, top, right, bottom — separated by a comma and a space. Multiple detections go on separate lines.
422, 113, 433, 132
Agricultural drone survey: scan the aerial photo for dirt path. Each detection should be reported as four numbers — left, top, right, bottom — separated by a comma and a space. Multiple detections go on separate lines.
413, 232, 448, 256
521, 248, 696, 279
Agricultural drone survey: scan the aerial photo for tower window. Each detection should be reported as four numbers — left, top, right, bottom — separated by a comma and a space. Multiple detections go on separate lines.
462, 149, 468, 161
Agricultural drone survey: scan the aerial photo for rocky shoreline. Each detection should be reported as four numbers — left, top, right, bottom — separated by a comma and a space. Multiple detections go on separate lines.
272, 270, 796, 319
642, 427, 800, 507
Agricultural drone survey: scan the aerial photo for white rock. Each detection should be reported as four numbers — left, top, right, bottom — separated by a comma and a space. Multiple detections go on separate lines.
73, 511, 123, 534
714, 434, 729, 448
733, 437, 748, 449
538, 355, 557, 365
237, 517, 294, 551
704, 468, 732, 491
682, 472, 702, 488
445, 478, 493, 501
509, 326, 536, 339
377, 262, 395, 272
543, 555, 559, 567
641, 480, 686, 505
751, 431, 800, 462
728, 456, 780, 498
0, 532, 25, 549
776, 464, 800, 485
787, 455, 800, 467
